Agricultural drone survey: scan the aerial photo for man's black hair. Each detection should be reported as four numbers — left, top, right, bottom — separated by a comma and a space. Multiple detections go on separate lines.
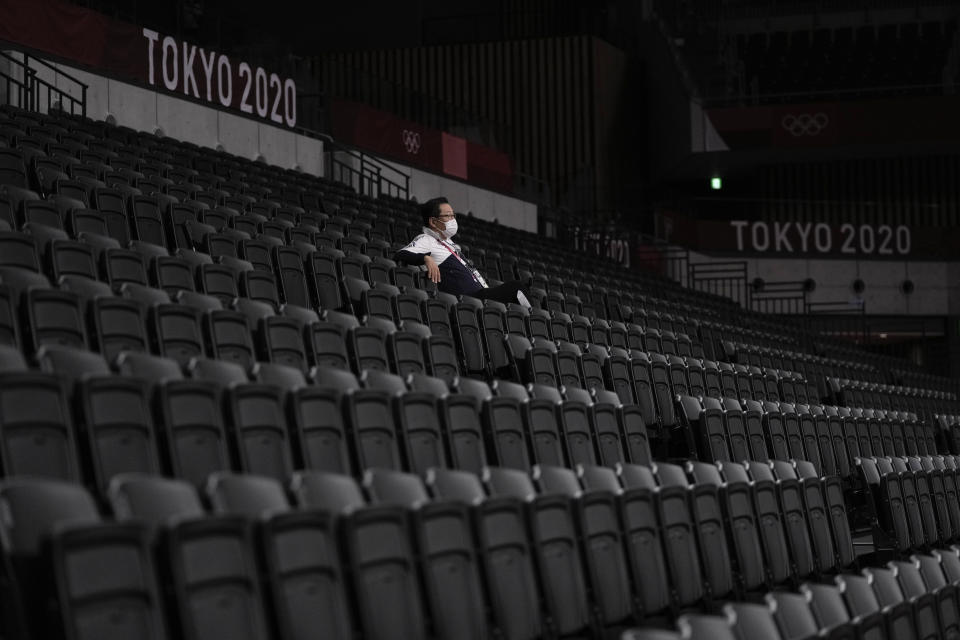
419, 196, 449, 227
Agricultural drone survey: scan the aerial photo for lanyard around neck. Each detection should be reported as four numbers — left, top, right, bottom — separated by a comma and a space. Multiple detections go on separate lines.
437, 239, 465, 263
436, 238, 484, 286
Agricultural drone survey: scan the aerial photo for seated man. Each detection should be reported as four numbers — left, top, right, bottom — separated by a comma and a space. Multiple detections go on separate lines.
394, 196, 532, 307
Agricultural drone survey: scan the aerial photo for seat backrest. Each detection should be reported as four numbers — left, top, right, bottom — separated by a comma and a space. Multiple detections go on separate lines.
109, 473, 205, 529
0, 372, 80, 481
344, 389, 403, 471
363, 468, 430, 508
225, 383, 295, 481
258, 510, 354, 640
483, 466, 536, 501
150, 303, 205, 365
482, 396, 532, 472
473, 497, 544, 639
77, 376, 163, 490
155, 379, 230, 487
250, 361, 308, 390
411, 500, 491, 639
0, 478, 100, 554
164, 514, 273, 640
767, 591, 820, 640
725, 602, 783, 640
25, 288, 88, 351
395, 391, 448, 475
677, 615, 737, 640
341, 506, 428, 640
532, 464, 581, 497
288, 386, 352, 475
290, 471, 366, 514
441, 395, 487, 474
206, 472, 291, 519
424, 468, 486, 504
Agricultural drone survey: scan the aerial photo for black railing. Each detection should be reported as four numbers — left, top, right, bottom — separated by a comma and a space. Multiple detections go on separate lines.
634, 243, 690, 287
0, 51, 87, 116
804, 300, 868, 344
750, 280, 810, 314
326, 141, 410, 200
689, 261, 750, 308
720, 0, 950, 22
805, 300, 867, 314
569, 226, 633, 268
703, 80, 955, 108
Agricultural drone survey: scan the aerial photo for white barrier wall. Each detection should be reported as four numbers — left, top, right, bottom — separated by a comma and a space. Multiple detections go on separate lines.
3, 51, 536, 232
949, 263, 960, 316
403, 163, 538, 233
687, 249, 951, 315
332, 151, 538, 233
3, 52, 324, 176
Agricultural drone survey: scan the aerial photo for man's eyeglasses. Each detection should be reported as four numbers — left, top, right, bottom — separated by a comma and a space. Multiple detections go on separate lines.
434, 213, 457, 220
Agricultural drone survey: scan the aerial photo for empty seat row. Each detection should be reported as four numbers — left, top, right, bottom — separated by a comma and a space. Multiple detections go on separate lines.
5, 108, 956, 436
0, 454, 856, 640
507, 337, 815, 402
0, 365, 656, 491
0, 274, 469, 380
625, 549, 960, 640
5, 103, 952, 414
832, 376, 958, 417
0, 155, 395, 244
4, 262, 859, 469
857, 454, 960, 555
939, 413, 960, 455
678, 395, 937, 479
0, 226, 403, 306
0, 211, 818, 406
3, 199, 944, 440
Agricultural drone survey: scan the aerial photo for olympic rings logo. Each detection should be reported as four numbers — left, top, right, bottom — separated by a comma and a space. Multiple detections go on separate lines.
781, 112, 829, 136
401, 129, 421, 154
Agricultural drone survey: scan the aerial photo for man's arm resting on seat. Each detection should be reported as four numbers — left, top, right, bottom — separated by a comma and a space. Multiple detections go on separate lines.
394, 249, 440, 283
394, 249, 426, 265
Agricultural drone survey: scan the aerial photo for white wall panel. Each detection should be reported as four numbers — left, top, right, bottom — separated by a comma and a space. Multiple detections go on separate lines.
215, 110, 259, 160
464, 187, 495, 222
905, 284, 947, 315
808, 259, 856, 291
33, 57, 324, 176
394, 161, 536, 232
107, 80, 157, 132
857, 260, 908, 287
22, 56, 531, 225
158, 94, 218, 148
687, 250, 948, 315
405, 167, 440, 204
258, 125, 296, 168
948, 263, 960, 315
493, 192, 537, 232
294, 135, 325, 175
862, 286, 905, 315
906, 262, 946, 287
750, 258, 809, 282
48, 64, 109, 121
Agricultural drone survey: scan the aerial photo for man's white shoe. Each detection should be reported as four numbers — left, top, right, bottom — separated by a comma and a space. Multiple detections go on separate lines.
516, 291, 532, 309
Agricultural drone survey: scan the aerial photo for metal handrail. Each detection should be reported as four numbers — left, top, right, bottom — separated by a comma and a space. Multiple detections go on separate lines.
701, 80, 952, 107
0, 50, 87, 116
17, 51, 88, 89
327, 140, 410, 200
688, 260, 750, 308
805, 300, 866, 314
753, 280, 810, 292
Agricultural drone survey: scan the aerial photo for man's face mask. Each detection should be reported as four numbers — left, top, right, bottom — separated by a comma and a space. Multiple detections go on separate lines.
443, 218, 458, 238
